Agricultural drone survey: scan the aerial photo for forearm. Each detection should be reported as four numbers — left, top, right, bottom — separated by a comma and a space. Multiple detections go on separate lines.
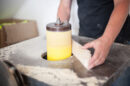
102, 0, 129, 44
57, 0, 72, 22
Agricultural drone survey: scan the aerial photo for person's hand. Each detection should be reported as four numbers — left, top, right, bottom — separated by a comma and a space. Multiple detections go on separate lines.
57, 6, 70, 22
57, 0, 72, 22
83, 36, 113, 70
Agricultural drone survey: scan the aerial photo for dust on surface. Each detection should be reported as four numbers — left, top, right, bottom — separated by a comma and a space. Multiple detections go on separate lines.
17, 64, 108, 86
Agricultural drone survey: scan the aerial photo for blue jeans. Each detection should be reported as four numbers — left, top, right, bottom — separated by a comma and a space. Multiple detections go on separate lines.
111, 67, 130, 86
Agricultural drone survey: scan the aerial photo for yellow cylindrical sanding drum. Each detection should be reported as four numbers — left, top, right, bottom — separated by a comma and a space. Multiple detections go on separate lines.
46, 19, 72, 61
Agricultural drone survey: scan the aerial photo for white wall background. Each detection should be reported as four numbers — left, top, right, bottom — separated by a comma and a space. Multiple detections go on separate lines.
13, 0, 79, 37
0, 0, 25, 19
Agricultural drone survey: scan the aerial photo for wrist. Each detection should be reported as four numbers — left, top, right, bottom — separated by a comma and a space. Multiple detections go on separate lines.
100, 35, 114, 46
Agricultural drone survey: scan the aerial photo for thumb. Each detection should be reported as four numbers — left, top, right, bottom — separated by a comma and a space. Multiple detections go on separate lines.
82, 42, 94, 49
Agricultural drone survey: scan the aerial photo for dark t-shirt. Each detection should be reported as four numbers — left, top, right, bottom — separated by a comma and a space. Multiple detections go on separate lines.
77, 0, 130, 43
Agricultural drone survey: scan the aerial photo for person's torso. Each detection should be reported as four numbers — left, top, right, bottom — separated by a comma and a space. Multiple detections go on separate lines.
77, 0, 130, 43
77, 0, 114, 38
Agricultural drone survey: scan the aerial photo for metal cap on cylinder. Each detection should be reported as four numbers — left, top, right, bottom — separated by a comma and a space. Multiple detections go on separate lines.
46, 18, 71, 31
